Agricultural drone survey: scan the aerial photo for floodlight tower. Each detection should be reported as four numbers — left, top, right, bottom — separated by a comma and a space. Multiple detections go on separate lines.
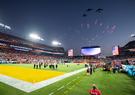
29, 33, 44, 41
52, 40, 61, 46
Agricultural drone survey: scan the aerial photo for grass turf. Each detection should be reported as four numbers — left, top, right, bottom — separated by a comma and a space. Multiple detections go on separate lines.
0, 67, 135, 95
0, 63, 85, 73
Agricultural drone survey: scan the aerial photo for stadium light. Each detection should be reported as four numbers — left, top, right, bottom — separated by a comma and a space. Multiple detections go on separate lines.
52, 40, 61, 46
131, 34, 135, 38
0, 22, 4, 27
5, 25, 11, 30
29, 33, 44, 41
0, 22, 11, 30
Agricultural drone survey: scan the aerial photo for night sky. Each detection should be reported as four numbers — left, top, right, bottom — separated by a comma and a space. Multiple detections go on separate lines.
0, 0, 135, 56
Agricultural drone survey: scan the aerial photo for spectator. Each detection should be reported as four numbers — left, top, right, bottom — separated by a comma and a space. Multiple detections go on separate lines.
88, 84, 101, 95
89, 64, 93, 75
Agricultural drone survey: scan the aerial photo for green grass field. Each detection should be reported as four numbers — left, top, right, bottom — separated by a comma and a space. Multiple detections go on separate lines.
0, 63, 84, 73
0, 64, 135, 95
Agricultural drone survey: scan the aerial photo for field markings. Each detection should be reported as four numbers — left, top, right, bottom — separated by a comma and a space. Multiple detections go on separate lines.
57, 85, 65, 91
53, 75, 84, 95
0, 68, 86, 93
48, 92, 54, 95
62, 75, 85, 95
66, 81, 72, 86
48, 72, 82, 95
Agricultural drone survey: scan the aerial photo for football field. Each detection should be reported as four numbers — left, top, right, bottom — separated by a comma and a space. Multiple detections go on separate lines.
0, 65, 65, 83
0, 63, 135, 95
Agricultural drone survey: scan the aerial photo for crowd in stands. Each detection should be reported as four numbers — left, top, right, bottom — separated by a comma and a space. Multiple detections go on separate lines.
102, 59, 135, 77
0, 50, 63, 63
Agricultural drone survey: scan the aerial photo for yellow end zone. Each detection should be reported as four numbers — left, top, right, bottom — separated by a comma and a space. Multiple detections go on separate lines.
0, 66, 65, 83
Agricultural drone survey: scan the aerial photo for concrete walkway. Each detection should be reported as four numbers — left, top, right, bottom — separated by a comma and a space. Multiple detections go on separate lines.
0, 68, 86, 93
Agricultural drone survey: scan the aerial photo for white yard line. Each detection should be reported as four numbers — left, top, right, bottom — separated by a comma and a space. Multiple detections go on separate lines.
57, 86, 65, 91
0, 68, 86, 93
66, 81, 72, 86
48, 92, 54, 95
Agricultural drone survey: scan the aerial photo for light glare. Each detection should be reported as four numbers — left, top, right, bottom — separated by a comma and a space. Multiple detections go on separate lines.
52, 40, 61, 46
131, 34, 135, 37
29, 33, 44, 41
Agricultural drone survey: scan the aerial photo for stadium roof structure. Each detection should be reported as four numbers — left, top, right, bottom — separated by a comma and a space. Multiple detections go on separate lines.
81, 46, 100, 49
0, 32, 65, 54
123, 40, 135, 49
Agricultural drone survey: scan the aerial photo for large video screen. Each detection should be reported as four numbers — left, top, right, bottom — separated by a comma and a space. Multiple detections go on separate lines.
68, 49, 73, 56
81, 46, 101, 56
112, 46, 119, 55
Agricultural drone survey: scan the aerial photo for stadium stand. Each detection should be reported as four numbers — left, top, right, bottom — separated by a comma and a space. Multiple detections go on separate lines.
0, 32, 65, 64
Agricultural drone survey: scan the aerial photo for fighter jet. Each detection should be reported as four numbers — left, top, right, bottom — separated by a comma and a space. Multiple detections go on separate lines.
96, 8, 103, 13
82, 14, 87, 17
86, 8, 93, 12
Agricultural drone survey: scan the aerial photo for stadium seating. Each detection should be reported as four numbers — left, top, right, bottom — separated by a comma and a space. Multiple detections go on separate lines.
122, 65, 135, 77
